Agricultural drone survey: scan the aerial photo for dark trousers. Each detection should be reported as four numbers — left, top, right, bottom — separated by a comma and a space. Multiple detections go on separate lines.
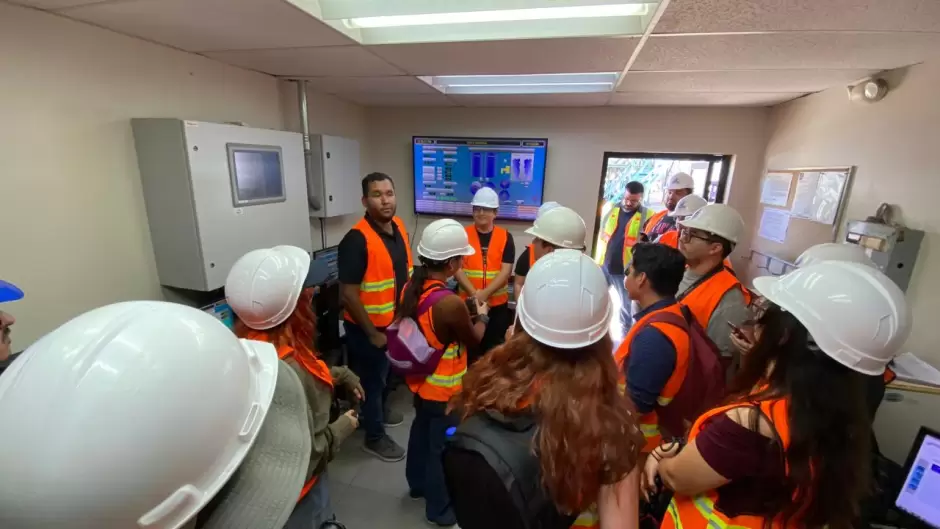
406, 394, 458, 523
344, 321, 391, 443
472, 303, 513, 363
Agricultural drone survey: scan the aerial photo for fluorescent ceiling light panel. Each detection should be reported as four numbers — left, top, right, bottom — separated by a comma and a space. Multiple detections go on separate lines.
426, 73, 620, 95
345, 4, 648, 28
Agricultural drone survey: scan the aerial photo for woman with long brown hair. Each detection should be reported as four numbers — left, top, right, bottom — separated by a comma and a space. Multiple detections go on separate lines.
444, 249, 644, 529
226, 245, 364, 529
645, 261, 911, 529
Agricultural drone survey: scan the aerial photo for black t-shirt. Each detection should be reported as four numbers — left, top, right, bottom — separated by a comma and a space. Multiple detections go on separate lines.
514, 246, 531, 277
477, 229, 516, 266
337, 215, 411, 318
602, 207, 636, 276
648, 214, 677, 239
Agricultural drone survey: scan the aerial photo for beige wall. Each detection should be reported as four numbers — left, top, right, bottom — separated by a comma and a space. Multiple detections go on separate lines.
364, 106, 770, 257
0, 3, 285, 351
757, 61, 940, 362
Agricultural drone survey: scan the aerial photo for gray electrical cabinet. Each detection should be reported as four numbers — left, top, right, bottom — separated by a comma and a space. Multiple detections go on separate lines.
844, 220, 924, 292
132, 119, 312, 292
306, 134, 362, 218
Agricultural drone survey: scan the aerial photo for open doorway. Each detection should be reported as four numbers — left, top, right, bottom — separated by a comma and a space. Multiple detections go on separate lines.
592, 152, 731, 258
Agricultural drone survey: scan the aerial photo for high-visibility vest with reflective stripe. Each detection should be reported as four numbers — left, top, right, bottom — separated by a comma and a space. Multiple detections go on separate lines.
594, 207, 649, 267
343, 216, 413, 328
678, 269, 750, 332
615, 304, 691, 453
662, 397, 792, 529
644, 209, 669, 234
244, 330, 333, 502
461, 226, 509, 307
657, 232, 734, 271
406, 280, 467, 402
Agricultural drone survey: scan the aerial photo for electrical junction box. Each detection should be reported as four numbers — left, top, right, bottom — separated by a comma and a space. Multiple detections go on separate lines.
132, 119, 312, 292
306, 134, 362, 218
844, 220, 924, 292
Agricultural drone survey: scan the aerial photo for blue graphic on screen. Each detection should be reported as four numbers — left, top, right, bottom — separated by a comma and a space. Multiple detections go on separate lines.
413, 137, 547, 220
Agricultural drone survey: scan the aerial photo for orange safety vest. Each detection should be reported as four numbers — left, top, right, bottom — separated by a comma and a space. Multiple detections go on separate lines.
679, 268, 751, 332
614, 303, 692, 453
594, 206, 649, 267
662, 397, 792, 529
884, 366, 896, 384
406, 280, 468, 402
245, 330, 333, 502
644, 209, 669, 234
461, 226, 509, 307
343, 216, 413, 328
528, 243, 537, 268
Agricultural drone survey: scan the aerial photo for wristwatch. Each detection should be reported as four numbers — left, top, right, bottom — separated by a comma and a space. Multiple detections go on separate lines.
475, 314, 490, 325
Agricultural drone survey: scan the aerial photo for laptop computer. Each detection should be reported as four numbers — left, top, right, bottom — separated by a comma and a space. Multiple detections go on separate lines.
896, 426, 940, 529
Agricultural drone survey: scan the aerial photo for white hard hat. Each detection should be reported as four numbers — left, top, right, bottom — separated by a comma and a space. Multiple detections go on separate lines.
417, 219, 476, 261
537, 201, 561, 218
524, 206, 586, 250
226, 245, 316, 330
669, 194, 708, 218
795, 243, 876, 269
471, 187, 500, 209
516, 249, 611, 349
666, 172, 695, 191
0, 301, 279, 529
753, 262, 910, 376
678, 203, 744, 244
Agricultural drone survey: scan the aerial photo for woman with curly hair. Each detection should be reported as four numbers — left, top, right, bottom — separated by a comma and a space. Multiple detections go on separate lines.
444, 249, 644, 529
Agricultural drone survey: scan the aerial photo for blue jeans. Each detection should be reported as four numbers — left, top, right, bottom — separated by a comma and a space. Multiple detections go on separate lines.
344, 321, 391, 443
406, 394, 458, 524
285, 472, 332, 529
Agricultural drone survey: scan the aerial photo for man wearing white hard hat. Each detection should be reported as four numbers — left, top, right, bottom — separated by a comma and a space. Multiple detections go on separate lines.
513, 203, 587, 297
0, 301, 329, 529
455, 187, 516, 360
397, 219, 488, 527
644, 172, 696, 241
675, 204, 752, 369
655, 194, 708, 248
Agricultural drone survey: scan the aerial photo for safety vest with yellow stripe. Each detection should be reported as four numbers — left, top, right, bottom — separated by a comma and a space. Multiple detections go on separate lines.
461, 226, 509, 307
406, 280, 468, 402
661, 397, 791, 529
594, 206, 649, 267
343, 216, 413, 329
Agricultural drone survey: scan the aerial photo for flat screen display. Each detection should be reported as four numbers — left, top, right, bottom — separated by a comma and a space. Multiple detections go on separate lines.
413, 136, 547, 221
896, 427, 940, 529
227, 144, 286, 207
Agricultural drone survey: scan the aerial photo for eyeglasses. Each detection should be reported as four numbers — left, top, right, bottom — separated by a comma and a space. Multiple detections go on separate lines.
678, 227, 715, 244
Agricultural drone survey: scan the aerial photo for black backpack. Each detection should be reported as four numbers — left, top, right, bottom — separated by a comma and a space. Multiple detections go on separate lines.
443, 411, 576, 529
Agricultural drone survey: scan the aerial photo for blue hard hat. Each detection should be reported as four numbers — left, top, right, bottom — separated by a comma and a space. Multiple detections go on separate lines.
0, 280, 24, 303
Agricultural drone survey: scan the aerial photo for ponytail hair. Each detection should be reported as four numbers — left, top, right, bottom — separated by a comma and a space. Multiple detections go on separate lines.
395, 256, 455, 322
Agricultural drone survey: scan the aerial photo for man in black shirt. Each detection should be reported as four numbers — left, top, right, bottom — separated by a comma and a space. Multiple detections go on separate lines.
337, 173, 411, 462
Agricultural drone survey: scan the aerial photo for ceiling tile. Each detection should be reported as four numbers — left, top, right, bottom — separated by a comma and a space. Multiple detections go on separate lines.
60, 0, 354, 52
336, 92, 455, 107
655, 0, 940, 34
633, 33, 940, 71
298, 76, 439, 94
611, 92, 804, 106
202, 47, 404, 77
452, 93, 611, 107
8, 0, 103, 8
368, 37, 639, 76
618, 69, 875, 93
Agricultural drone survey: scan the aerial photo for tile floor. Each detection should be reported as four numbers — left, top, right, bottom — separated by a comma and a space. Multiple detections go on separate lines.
330, 386, 430, 529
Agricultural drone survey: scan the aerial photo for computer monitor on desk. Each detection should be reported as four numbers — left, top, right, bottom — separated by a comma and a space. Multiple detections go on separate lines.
896, 426, 940, 529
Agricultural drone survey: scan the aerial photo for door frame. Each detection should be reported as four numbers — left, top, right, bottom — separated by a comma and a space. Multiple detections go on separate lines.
591, 151, 732, 256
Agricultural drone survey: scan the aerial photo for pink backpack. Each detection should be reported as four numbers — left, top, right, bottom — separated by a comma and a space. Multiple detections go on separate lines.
385, 288, 453, 377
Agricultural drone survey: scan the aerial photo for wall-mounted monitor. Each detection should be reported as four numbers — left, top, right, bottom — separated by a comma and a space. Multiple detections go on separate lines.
413, 136, 547, 221
227, 144, 286, 207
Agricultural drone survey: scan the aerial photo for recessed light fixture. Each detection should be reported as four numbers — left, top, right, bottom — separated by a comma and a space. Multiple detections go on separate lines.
344, 4, 649, 28
423, 73, 621, 95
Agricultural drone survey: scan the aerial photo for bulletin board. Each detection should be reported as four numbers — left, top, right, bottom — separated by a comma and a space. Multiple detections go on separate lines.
746, 167, 854, 283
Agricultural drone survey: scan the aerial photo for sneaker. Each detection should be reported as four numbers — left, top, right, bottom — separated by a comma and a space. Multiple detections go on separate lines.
408, 490, 424, 501
363, 435, 406, 462
384, 407, 404, 428
426, 514, 458, 528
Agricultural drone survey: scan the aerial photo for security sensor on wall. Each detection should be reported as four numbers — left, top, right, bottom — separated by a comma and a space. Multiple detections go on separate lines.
847, 78, 889, 104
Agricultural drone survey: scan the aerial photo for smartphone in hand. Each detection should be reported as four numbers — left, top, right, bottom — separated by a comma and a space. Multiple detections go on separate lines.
727, 320, 745, 338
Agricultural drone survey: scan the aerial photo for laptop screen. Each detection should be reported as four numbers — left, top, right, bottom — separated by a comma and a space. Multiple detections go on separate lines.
896, 428, 940, 529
